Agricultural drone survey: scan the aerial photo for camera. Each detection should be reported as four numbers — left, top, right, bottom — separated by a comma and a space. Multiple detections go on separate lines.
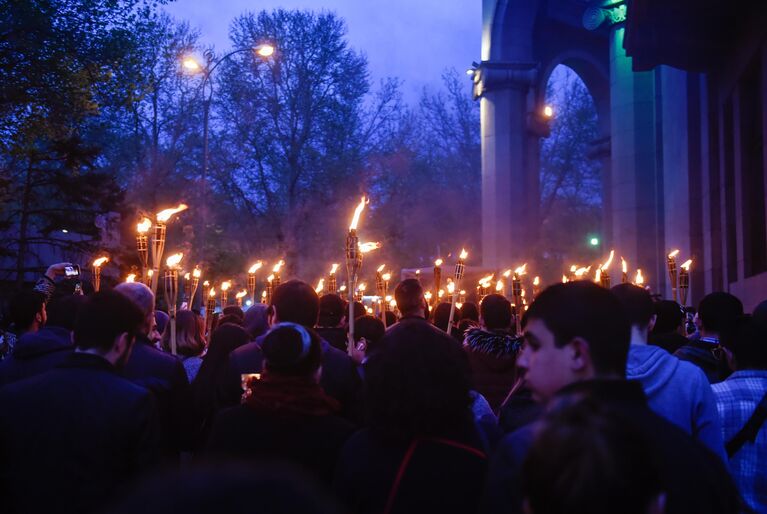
64, 265, 81, 277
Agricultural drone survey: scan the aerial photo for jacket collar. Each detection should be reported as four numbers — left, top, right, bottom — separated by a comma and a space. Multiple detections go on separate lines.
59, 352, 117, 373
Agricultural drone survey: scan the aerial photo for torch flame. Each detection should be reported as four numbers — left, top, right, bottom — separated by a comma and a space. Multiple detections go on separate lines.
574, 266, 591, 278
496, 280, 504, 292
339, 285, 347, 292
562, 275, 568, 283
595, 268, 602, 282
533, 276, 540, 286
156, 204, 188, 223
148, 269, 153, 277
459, 249, 468, 260
165, 253, 183, 268
137, 218, 152, 233
503, 269, 512, 278
209, 288, 216, 297
680, 259, 693, 270
621, 257, 627, 274
514, 263, 527, 276
248, 261, 263, 274
424, 291, 433, 301
635, 269, 645, 285
203, 280, 209, 286
358, 283, 367, 292
272, 260, 284, 273
315, 279, 325, 293
377, 264, 386, 273
349, 196, 368, 231
382, 272, 391, 281
358, 242, 382, 253
92, 256, 109, 267
267, 275, 274, 283
434, 259, 443, 267
570, 265, 577, 273
668, 249, 680, 259
184, 272, 190, 280
125, 274, 136, 283
330, 263, 339, 274
235, 290, 247, 299
193, 268, 202, 278
261, 290, 267, 299
601, 250, 615, 270
447, 282, 455, 294
220, 281, 231, 291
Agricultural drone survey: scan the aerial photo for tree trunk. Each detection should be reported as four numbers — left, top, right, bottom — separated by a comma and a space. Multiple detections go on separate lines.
15, 161, 34, 287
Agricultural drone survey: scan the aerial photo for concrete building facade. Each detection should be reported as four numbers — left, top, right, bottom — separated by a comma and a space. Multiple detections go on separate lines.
476, 0, 767, 309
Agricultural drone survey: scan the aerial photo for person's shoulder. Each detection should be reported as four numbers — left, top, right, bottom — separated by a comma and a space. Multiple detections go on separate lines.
230, 340, 261, 359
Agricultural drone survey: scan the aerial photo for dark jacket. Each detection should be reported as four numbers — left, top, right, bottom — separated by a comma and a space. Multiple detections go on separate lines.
222, 336, 360, 414
0, 326, 73, 387
497, 386, 544, 435
206, 405, 355, 485
674, 339, 732, 383
334, 428, 487, 514
649, 331, 689, 354
463, 328, 522, 411
123, 335, 194, 456
0, 353, 161, 514
315, 326, 348, 353
482, 379, 739, 514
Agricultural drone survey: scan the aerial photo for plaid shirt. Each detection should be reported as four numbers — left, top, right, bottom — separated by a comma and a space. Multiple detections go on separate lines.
712, 370, 767, 513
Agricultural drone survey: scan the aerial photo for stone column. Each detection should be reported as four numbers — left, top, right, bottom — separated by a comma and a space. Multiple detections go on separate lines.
473, 62, 542, 268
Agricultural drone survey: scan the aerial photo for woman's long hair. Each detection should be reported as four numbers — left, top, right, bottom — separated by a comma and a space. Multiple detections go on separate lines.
161, 310, 206, 358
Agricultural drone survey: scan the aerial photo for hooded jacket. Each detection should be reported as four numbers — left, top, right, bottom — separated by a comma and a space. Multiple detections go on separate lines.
0, 326, 73, 387
627, 344, 726, 461
463, 328, 522, 412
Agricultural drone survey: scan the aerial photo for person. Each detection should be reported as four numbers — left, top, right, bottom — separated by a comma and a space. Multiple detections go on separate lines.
521, 396, 664, 514
222, 305, 244, 321
1, 289, 47, 359
463, 294, 522, 412
460, 302, 480, 324
0, 291, 160, 514
161, 310, 206, 382
353, 315, 386, 359
192, 323, 252, 449
115, 282, 194, 458
649, 300, 689, 354
713, 315, 767, 513
387, 279, 459, 350
675, 292, 743, 383
432, 302, 456, 334
243, 303, 269, 340
483, 281, 739, 514
612, 283, 726, 460
224, 280, 359, 415
315, 293, 348, 352
0, 294, 82, 386
207, 323, 355, 485
334, 321, 487, 514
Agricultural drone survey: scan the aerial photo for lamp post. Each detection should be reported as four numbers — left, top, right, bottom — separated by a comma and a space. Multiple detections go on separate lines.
182, 43, 276, 261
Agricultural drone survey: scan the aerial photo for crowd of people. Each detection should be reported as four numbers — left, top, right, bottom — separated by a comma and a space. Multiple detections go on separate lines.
0, 261, 765, 514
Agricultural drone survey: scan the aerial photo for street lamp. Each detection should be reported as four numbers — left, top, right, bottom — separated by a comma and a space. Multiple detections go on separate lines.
182, 43, 276, 261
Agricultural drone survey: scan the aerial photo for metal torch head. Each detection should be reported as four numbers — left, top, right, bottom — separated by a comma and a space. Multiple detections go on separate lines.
454, 261, 465, 281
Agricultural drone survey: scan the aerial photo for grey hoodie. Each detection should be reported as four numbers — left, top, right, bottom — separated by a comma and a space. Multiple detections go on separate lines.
627, 344, 727, 462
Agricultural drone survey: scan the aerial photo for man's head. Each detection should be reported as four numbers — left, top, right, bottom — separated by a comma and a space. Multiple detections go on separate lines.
651, 300, 685, 335
8, 290, 46, 334
518, 281, 630, 403
480, 294, 512, 331
261, 323, 322, 378
394, 279, 427, 318
432, 303, 454, 332
74, 291, 144, 369
222, 305, 244, 321
611, 284, 655, 342
114, 282, 155, 336
45, 294, 85, 331
720, 315, 767, 371
697, 292, 743, 337
318, 294, 345, 327
460, 302, 480, 323
269, 280, 320, 328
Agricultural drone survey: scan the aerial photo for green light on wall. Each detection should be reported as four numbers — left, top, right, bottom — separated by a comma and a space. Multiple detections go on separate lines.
589, 237, 600, 246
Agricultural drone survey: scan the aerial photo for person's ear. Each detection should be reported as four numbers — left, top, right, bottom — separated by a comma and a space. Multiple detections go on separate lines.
648, 314, 657, 333
113, 332, 132, 357
568, 337, 592, 373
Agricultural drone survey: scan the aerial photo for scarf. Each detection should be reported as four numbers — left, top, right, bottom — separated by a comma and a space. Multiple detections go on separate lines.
244, 372, 341, 417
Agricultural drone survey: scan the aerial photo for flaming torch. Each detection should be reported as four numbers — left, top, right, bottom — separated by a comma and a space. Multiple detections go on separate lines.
621, 258, 628, 284
512, 264, 527, 335
190, 267, 202, 308
532, 276, 541, 298
679, 259, 692, 307
433, 259, 443, 305
92, 256, 108, 292
220, 280, 231, 307
205, 288, 216, 336
355, 283, 367, 303
151, 204, 188, 294
272, 260, 284, 288
248, 261, 263, 304
327, 263, 339, 294
599, 250, 615, 289
346, 196, 367, 355
164, 252, 183, 355
136, 217, 151, 282
447, 249, 468, 336
235, 290, 247, 308
635, 269, 645, 287
380, 271, 391, 328
266, 275, 275, 305
202, 280, 210, 302
315, 278, 325, 294
183, 272, 192, 303
125, 273, 136, 283
667, 249, 680, 302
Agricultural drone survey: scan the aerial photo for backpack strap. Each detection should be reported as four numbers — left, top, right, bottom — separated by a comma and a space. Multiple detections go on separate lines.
726, 391, 767, 458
